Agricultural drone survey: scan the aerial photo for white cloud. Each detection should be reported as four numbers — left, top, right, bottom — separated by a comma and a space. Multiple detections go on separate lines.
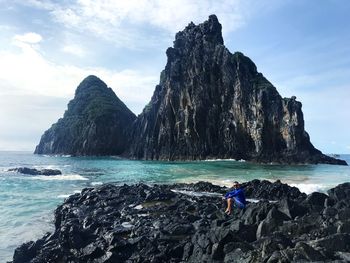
13, 32, 42, 44
0, 34, 158, 111
22, 0, 251, 48
62, 44, 85, 57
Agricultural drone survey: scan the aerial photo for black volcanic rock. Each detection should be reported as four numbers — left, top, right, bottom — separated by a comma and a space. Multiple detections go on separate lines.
34, 75, 136, 155
8, 167, 62, 176
126, 15, 346, 165
12, 180, 350, 263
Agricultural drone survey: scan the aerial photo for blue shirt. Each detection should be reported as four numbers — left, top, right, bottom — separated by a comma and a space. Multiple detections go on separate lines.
225, 188, 246, 207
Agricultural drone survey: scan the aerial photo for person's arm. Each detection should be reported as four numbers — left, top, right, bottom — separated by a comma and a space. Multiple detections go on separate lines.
225, 189, 237, 199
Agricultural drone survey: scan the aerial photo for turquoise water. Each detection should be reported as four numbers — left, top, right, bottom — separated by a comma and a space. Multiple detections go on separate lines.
0, 151, 349, 262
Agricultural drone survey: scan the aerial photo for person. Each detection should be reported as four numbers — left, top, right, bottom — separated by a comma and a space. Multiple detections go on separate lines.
224, 181, 246, 215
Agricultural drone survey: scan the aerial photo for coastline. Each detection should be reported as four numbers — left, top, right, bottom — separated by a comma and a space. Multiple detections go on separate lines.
11, 180, 350, 262
1, 152, 350, 262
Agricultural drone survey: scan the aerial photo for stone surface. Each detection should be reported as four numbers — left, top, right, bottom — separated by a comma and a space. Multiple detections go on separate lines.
34, 16, 347, 165
12, 180, 350, 263
34, 75, 136, 156
125, 15, 346, 165
8, 167, 62, 176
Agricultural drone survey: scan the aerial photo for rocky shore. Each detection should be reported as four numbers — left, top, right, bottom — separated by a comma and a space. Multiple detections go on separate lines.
12, 180, 350, 263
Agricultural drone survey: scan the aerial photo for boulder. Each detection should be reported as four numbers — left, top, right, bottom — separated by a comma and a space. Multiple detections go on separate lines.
8, 167, 62, 176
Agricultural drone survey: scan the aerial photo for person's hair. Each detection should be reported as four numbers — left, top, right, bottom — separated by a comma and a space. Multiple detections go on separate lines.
233, 181, 239, 185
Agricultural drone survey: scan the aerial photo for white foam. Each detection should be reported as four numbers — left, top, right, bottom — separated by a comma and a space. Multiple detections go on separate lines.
33, 165, 60, 170
91, 181, 103, 186
203, 158, 237, 162
290, 183, 330, 194
57, 194, 70, 198
29, 174, 88, 181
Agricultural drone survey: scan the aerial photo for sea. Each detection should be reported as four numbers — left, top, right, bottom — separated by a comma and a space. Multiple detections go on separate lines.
0, 151, 349, 262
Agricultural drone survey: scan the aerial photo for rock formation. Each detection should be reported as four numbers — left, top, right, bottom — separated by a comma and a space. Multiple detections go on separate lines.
34, 75, 136, 155
8, 167, 62, 176
34, 15, 347, 165
126, 15, 346, 165
13, 181, 350, 262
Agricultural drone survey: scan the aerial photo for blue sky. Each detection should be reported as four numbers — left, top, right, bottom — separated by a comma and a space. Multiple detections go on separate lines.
0, 0, 349, 154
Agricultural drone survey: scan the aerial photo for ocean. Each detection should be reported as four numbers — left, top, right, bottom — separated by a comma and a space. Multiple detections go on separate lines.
0, 151, 349, 262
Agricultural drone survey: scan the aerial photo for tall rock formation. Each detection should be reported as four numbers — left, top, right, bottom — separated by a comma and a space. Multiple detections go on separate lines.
126, 15, 346, 165
35, 75, 136, 155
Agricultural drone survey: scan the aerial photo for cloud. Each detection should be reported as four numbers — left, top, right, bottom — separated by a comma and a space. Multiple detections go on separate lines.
0, 33, 158, 112
62, 44, 85, 57
22, 0, 251, 48
13, 32, 42, 44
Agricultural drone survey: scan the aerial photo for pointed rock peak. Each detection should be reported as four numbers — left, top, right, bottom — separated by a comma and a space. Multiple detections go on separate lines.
75, 75, 108, 95
172, 14, 223, 52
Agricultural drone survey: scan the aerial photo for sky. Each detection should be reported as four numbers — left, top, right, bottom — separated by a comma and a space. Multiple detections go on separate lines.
0, 0, 349, 154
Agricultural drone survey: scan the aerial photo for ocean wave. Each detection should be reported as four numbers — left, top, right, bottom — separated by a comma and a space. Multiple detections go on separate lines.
202, 158, 246, 162
28, 174, 88, 181
91, 181, 103, 186
33, 165, 61, 170
57, 194, 70, 198
42, 154, 71, 158
203, 158, 237, 162
290, 183, 331, 194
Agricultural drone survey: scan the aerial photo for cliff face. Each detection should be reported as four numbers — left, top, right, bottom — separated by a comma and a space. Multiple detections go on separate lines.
34, 75, 136, 155
34, 16, 346, 165
126, 15, 344, 164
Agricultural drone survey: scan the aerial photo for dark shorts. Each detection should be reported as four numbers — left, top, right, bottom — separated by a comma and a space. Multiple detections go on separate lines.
233, 197, 246, 209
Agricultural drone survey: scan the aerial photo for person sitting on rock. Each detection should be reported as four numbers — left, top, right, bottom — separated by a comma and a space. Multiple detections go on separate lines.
224, 181, 246, 215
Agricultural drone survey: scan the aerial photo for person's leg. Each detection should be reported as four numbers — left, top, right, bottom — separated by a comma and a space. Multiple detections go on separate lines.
234, 198, 245, 209
225, 198, 232, 214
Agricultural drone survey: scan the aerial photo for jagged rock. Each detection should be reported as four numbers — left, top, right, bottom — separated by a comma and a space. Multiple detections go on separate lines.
302, 192, 328, 212
13, 180, 350, 262
242, 179, 306, 200
328, 182, 350, 202
32, 15, 347, 165
125, 15, 346, 165
34, 75, 136, 155
8, 167, 62, 176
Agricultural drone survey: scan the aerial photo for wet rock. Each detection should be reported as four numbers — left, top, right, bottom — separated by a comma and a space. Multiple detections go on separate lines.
242, 179, 306, 201
12, 180, 350, 263
8, 167, 62, 176
328, 182, 350, 202
304, 192, 328, 209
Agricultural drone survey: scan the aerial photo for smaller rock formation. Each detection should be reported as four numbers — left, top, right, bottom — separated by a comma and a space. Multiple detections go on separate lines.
8, 167, 62, 176
13, 180, 350, 262
34, 75, 136, 156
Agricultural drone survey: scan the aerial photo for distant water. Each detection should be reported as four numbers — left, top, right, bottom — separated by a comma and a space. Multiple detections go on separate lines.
0, 151, 349, 262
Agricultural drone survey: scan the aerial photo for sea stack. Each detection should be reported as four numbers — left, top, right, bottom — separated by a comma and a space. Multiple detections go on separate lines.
34, 75, 136, 155
126, 15, 346, 165
35, 15, 347, 165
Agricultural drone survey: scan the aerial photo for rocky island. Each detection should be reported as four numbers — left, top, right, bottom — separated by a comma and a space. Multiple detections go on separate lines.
34, 15, 346, 165
13, 180, 350, 262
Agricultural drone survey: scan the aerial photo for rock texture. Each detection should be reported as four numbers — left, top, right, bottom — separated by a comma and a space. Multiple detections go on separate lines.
8, 167, 62, 176
126, 15, 346, 165
12, 180, 350, 262
34, 75, 136, 155
34, 15, 347, 165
